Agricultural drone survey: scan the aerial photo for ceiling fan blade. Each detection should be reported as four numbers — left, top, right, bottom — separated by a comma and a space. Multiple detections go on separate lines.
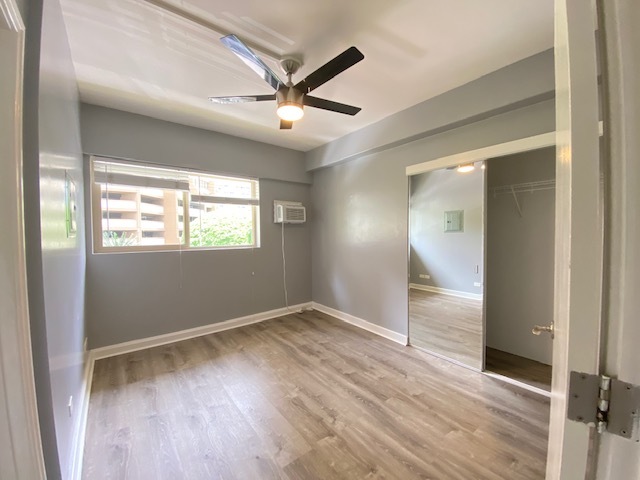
280, 120, 293, 130
208, 94, 276, 104
303, 96, 361, 116
295, 46, 364, 93
220, 35, 283, 91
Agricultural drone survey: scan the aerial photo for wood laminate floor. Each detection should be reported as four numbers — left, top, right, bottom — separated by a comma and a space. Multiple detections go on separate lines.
83, 310, 549, 480
409, 289, 483, 369
485, 348, 552, 392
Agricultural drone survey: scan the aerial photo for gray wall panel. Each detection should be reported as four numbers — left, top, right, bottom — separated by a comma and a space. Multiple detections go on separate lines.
39, 0, 87, 476
21, 0, 87, 477
311, 100, 555, 336
306, 50, 554, 170
81, 104, 310, 185
21, 0, 63, 476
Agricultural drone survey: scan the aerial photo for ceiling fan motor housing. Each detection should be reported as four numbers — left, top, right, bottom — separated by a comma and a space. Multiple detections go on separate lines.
280, 57, 302, 76
276, 86, 304, 110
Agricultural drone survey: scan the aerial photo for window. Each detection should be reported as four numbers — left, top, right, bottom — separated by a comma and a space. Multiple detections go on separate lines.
91, 157, 259, 252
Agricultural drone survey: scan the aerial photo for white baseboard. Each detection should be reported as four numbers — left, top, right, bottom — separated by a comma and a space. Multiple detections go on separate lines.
409, 283, 483, 301
91, 302, 312, 360
69, 352, 95, 480
311, 302, 408, 346
482, 371, 551, 398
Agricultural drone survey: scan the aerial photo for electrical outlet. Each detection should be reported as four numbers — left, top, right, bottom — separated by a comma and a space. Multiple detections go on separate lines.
419, 274, 430, 279
68, 396, 73, 417
474, 282, 483, 287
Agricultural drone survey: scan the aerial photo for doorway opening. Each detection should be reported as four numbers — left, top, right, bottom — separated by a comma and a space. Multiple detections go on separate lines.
483, 147, 556, 393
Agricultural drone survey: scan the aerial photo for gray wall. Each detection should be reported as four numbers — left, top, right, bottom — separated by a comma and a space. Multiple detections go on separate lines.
410, 168, 484, 294
486, 148, 555, 365
81, 104, 311, 185
81, 106, 311, 348
306, 49, 554, 170
21, 0, 62, 477
22, 0, 87, 477
311, 99, 555, 336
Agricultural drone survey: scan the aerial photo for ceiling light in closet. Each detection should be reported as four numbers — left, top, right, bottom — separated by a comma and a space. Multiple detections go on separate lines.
457, 163, 475, 173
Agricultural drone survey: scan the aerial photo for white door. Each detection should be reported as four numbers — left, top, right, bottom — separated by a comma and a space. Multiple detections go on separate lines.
594, 0, 640, 477
547, 0, 603, 478
0, 1, 47, 478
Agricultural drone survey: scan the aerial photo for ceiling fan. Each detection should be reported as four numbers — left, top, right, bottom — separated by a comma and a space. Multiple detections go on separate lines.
209, 35, 364, 129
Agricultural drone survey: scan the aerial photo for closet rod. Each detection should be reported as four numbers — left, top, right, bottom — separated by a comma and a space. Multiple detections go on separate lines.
490, 179, 555, 196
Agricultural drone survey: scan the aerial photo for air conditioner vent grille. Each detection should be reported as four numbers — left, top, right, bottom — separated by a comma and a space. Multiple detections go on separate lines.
274, 201, 306, 224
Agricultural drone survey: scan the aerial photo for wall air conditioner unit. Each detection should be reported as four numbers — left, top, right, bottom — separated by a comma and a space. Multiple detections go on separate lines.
274, 200, 306, 224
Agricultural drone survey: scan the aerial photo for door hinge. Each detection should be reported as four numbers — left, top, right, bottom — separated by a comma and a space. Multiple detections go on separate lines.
568, 371, 640, 441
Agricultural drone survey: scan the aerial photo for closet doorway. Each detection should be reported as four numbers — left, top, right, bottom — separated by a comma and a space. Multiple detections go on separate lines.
483, 147, 555, 393
406, 133, 557, 396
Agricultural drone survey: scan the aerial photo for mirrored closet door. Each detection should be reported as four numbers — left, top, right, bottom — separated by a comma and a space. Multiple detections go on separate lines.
408, 164, 485, 370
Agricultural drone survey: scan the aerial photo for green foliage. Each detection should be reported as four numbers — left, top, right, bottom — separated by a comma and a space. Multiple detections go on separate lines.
190, 210, 253, 247
103, 231, 137, 247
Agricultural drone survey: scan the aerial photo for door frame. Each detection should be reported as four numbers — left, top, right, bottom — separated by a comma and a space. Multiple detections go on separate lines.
0, 1, 47, 478
594, 0, 640, 477
547, 1, 603, 478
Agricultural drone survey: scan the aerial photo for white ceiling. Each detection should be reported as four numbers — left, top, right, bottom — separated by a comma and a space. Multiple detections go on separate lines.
60, 0, 554, 152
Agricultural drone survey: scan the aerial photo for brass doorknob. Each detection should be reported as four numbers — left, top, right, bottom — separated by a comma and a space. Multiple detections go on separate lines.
532, 323, 554, 339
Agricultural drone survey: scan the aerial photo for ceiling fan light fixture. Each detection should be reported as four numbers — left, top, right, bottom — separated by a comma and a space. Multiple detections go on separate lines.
276, 86, 305, 121
277, 103, 304, 121
457, 163, 475, 173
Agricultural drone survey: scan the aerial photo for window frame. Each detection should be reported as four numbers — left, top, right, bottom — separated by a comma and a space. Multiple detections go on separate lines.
90, 156, 260, 254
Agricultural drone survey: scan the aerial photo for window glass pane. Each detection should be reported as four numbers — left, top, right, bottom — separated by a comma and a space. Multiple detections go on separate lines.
93, 157, 260, 252
189, 202, 256, 247
100, 184, 184, 247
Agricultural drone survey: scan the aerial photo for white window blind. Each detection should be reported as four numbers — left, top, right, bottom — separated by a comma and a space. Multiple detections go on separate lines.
93, 157, 191, 191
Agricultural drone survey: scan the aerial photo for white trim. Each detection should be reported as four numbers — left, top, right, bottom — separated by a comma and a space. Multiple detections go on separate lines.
412, 343, 550, 397
91, 303, 312, 360
482, 371, 551, 398
69, 354, 94, 480
311, 302, 408, 346
548, 1, 604, 477
595, 1, 640, 477
409, 283, 483, 301
405, 131, 556, 176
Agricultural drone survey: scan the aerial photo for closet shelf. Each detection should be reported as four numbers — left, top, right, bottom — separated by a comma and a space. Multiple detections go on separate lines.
490, 179, 555, 218
490, 179, 555, 196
